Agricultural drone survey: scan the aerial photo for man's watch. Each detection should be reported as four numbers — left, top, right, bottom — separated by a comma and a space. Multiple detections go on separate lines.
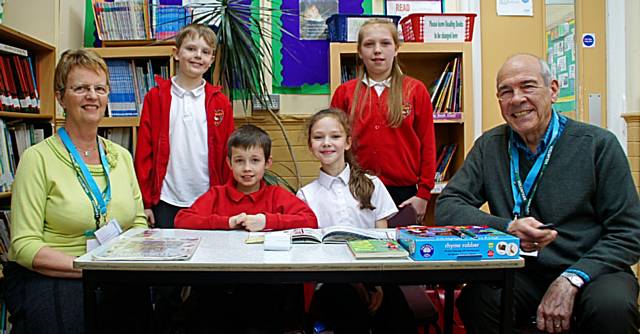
561, 272, 585, 289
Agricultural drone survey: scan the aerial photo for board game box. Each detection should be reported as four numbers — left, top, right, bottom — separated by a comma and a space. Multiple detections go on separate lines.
396, 225, 520, 261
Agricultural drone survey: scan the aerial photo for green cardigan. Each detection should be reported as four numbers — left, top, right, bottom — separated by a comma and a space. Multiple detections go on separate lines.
436, 118, 640, 281
8, 135, 148, 269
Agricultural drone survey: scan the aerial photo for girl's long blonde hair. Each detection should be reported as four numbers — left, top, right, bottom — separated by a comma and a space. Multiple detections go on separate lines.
350, 19, 407, 128
307, 109, 376, 210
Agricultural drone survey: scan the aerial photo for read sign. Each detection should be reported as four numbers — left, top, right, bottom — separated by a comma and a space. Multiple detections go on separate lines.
422, 16, 467, 42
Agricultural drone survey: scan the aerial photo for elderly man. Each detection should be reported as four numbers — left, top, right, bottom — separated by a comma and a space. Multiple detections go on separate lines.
436, 54, 640, 333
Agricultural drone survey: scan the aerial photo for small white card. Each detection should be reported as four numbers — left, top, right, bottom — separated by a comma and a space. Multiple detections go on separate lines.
263, 231, 292, 251
86, 238, 100, 252
94, 219, 123, 245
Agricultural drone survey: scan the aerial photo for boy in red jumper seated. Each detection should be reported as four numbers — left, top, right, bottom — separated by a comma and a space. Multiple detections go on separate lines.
175, 124, 317, 334
175, 124, 317, 231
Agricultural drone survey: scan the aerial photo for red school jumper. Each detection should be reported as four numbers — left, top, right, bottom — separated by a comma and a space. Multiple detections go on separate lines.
134, 76, 235, 209
330, 76, 436, 199
174, 180, 318, 230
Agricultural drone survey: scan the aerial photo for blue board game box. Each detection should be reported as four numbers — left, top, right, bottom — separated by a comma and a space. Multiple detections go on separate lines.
396, 226, 520, 261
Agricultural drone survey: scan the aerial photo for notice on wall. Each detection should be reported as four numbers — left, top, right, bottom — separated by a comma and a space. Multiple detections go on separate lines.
299, 0, 338, 40
386, 0, 442, 20
496, 0, 533, 17
422, 16, 467, 42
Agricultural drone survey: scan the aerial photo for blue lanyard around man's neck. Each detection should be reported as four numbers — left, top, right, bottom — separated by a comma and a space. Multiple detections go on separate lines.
509, 112, 561, 218
58, 127, 111, 229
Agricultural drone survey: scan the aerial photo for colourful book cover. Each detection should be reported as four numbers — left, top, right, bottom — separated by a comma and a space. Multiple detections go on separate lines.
348, 239, 409, 259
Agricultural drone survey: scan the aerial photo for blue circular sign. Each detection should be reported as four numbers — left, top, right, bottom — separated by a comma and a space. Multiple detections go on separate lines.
583, 34, 595, 47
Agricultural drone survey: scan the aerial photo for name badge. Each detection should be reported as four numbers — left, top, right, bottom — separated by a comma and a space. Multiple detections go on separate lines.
86, 236, 100, 252
94, 219, 123, 245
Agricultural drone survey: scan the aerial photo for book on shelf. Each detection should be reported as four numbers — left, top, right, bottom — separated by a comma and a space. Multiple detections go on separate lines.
287, 226, 391, 244
430, 56, 462, 120
104, 58, 169, 117
0, 210, 11, 263
435, 143, 457, 182
93, 0, 149, 41
347, 239, 409, 259
0, 120, 48, 191
92, 231, 201, 261
0, 53, 39, 113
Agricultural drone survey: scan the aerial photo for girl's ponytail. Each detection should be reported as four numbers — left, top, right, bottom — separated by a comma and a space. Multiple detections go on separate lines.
346, 150, 376, 210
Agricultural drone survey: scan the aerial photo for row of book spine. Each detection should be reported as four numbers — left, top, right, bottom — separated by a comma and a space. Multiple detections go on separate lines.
435, 143, 457, 183
105, 58, 169, 117
0, 120, 46, 192
430, 56, 462, 120
0, 46, 39, 113
92, 0, 193, 41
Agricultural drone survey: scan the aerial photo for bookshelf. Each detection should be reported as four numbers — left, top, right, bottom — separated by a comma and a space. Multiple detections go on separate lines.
329, 42, 474, 225
0, 24, 56, 198
56, 45, 175, 152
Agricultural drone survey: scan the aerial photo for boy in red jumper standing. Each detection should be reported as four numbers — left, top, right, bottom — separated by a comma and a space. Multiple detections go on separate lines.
175, 124, 317, 333
135, 23, 234, 228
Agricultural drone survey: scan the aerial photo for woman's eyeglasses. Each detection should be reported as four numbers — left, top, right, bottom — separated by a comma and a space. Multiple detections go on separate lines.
67, 84, 109, 96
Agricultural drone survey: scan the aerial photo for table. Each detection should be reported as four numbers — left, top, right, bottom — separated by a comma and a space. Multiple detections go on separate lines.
75, 229, 524, 334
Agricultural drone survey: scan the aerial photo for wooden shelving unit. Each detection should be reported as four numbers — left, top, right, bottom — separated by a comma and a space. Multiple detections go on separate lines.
329, 42, 474, 225
0, 24, 56, 199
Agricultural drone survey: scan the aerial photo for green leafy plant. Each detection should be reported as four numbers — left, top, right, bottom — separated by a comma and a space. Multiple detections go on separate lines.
186, 0, 302, 188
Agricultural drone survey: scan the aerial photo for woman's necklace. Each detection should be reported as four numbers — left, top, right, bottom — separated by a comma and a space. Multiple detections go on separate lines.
82, 148, 96, 157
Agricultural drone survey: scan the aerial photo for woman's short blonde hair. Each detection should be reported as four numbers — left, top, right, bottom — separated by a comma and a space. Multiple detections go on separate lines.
54, 49, 109, 96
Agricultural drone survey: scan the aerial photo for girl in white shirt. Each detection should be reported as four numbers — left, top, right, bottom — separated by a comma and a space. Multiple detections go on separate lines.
297, 108, 416, 334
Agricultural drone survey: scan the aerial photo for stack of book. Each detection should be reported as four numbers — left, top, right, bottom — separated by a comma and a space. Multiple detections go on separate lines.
105, 59, 169, 116
430, 56, 462, 120
0, 43, 40, 113
92, 0, 192, 41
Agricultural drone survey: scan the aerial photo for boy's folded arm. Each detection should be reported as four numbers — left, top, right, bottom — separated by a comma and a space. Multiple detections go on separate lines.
174, 210, 232, 230
173, 188, 232, 230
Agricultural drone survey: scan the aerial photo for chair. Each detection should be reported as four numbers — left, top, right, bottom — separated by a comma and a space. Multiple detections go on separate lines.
388, 205, 442, 334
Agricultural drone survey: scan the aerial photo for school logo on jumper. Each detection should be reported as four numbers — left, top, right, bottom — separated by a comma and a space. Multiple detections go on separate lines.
213, 109, 224, 126
402, 103, 413, 119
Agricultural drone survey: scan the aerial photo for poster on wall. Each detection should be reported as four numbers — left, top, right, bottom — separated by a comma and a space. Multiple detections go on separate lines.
546, 19, 576, 114
300, 0, 338, 40
273, 0, 371, 94
496, 0, 533, 17
385, 0, 442, 20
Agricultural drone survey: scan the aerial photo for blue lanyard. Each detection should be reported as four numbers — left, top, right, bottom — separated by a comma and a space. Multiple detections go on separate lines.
58, 128, 111, 229
509, 112, 560, 218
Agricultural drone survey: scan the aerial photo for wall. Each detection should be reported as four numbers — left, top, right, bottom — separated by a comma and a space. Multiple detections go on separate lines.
2, 0, 58, 47
479, 0, 545, 131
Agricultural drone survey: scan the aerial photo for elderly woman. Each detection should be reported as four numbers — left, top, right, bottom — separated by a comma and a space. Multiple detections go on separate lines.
3, 49, 148, 333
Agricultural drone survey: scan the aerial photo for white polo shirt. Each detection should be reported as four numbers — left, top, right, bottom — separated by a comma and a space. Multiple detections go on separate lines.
160, 77, 210, 207
297, 165, 398, 229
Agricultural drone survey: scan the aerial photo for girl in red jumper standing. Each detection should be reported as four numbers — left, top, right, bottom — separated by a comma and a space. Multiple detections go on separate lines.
331, 19, 436, 222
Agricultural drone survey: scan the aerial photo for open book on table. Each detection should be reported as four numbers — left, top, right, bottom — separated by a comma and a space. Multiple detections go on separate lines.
287, 226, 392, 244
92, 229, 201, 261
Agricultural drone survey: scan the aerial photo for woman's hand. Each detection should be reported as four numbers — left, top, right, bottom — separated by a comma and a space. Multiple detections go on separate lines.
32, 247, 82, 278
144, 209, 155, 227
